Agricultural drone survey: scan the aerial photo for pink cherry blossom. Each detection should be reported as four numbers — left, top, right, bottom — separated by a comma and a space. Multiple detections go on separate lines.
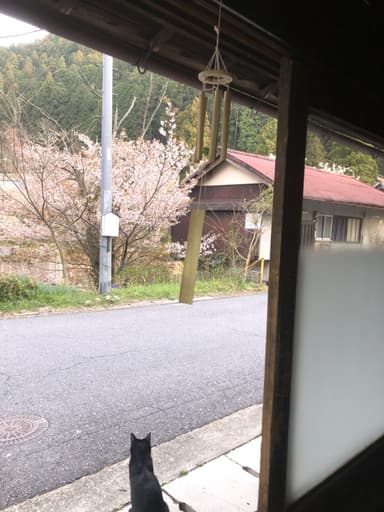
0, 121, 195, 284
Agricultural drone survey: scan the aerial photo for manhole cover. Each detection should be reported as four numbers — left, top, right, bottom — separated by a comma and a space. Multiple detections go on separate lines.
0, 415, 49, 445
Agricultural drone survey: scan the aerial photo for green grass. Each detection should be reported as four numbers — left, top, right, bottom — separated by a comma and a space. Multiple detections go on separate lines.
195, 275, 259, 295
0, 275, 265, 316
0, 283, 98, 314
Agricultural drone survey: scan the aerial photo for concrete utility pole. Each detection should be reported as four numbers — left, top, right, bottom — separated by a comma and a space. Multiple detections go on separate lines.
99, 54, 113, 294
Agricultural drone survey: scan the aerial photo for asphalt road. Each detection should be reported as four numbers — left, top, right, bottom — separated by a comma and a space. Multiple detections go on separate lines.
0, 292, 267, 509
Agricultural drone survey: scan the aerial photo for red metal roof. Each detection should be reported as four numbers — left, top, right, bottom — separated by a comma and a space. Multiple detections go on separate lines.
227, 149, 384, 209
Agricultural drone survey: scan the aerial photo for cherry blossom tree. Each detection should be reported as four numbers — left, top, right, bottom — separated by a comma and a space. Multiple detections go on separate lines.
0, 110, 194, 285
0, 125, 75, 281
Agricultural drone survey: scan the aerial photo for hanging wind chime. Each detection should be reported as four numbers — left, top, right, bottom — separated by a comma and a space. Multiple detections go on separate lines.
194, 2, 233, 163
179, 2, 232, 304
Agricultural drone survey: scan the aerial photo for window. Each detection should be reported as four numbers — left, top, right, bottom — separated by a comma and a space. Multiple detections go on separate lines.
316, 214, 362, 243
245, 213, 261, 230
301, 222, 315, 247
332, 216, 362, 242
346, 217, 361, 242
315, 215, 332, 240
332, 215, 347, 241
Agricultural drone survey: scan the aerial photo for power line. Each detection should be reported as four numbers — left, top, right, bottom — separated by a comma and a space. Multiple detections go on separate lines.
0, 29, 43, 39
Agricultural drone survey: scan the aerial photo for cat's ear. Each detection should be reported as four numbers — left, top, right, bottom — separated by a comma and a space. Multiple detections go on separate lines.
131, 433, 137, 443
145, 432, 151, 443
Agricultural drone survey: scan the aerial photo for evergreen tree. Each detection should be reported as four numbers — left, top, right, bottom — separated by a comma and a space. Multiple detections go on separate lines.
237, 108, 270, 153
57, 55, 66, 70
325, 143, 379, 184
23, 56, 34, 77
175, 96, 210, 152
254, 118, 277, 155
306, 133, 326, 166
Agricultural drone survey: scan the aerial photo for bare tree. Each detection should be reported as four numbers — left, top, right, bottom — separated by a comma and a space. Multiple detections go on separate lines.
207, 184, 273, 276
141, 73, 168, 137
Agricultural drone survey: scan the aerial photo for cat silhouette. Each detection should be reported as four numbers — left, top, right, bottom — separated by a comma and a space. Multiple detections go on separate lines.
129, 433, 169, 512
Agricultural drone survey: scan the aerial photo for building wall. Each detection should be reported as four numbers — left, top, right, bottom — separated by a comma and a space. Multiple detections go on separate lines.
172, 210, 253, 255
362, 216, 384, 248
173, 180, 384, 278
259, 215, 272, 260
191, 183, 263, 205
303, 201, 384, 250
202, 161, 264, 186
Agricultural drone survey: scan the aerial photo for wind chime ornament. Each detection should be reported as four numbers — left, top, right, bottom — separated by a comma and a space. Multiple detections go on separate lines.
194, 3, 233, 164
179, 3, 233, 305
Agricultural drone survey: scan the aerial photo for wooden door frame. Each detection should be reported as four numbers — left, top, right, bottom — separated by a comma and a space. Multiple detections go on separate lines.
258, 56, 308, 512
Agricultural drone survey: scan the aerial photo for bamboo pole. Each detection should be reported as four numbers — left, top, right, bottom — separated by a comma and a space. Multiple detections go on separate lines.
194, 90, 207, 163
179, 209, 206, 304
208, 86, 222, 162
220, 88, 231, 160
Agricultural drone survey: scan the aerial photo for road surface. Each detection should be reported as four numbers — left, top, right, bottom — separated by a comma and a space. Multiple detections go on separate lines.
0, 293, 267, 508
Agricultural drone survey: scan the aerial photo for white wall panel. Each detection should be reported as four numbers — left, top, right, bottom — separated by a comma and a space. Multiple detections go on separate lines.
286, 248, 384, 503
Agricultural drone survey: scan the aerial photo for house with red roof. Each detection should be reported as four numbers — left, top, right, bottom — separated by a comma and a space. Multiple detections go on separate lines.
172, 149, 384, 278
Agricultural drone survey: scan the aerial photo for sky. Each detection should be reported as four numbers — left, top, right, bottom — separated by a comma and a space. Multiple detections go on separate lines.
0, 13, 49, 47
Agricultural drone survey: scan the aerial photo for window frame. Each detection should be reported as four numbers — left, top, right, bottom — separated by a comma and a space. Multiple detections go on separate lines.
315, 214, 362, 243
244, 212, 261, 230
315, 214, 333, 240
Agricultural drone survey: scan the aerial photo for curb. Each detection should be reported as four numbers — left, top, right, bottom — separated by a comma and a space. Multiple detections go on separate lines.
0, 289, 267, 320
2, 404, 262, 512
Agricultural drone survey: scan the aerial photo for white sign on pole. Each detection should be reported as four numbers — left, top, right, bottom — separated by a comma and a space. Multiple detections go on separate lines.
101, 213, 119, 237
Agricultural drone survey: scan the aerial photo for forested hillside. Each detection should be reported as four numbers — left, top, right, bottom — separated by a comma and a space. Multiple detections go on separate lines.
0, 34, 381, 183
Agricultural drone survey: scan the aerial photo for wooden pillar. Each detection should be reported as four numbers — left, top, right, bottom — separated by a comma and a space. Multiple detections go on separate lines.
258, 57, 308, 512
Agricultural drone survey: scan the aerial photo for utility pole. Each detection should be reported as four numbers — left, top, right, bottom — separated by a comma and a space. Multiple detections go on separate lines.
99, 54, 113, 294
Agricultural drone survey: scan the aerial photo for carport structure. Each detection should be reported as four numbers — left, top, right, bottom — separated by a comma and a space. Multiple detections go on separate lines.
2, 2, 384, 511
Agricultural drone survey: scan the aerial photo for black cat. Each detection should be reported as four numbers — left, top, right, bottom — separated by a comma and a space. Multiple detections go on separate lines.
129, 433, 169, 512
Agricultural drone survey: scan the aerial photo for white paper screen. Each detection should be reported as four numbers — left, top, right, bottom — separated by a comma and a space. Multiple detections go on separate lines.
286, 248, 384, 503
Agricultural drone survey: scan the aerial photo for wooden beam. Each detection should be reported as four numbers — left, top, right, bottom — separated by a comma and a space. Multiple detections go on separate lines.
258, 57, 308, 512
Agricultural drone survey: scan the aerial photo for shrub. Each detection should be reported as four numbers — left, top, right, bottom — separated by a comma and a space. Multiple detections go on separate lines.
0, 275, 39, 302
198, 252, 228, 274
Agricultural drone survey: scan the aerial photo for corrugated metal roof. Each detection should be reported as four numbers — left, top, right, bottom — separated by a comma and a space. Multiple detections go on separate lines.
227, 149, 384, 209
